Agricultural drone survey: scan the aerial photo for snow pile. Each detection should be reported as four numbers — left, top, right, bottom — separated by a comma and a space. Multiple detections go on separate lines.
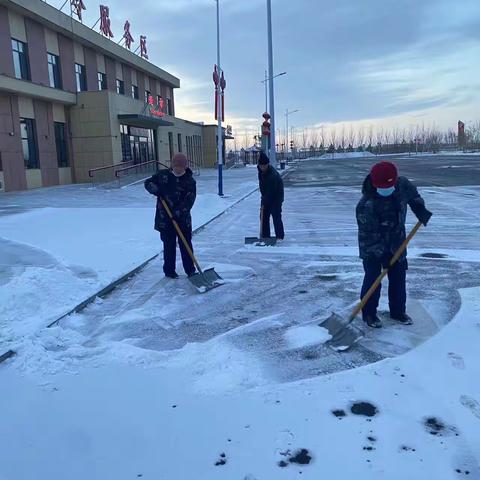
284, 325, 332, 349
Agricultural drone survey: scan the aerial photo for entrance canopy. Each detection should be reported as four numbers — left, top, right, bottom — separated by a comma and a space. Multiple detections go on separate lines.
118, 114, 173, 129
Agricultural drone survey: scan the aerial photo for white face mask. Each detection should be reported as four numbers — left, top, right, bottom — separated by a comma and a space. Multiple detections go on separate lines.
377, 186, 395, 197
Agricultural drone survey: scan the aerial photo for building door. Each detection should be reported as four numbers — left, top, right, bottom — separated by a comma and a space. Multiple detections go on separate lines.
139, 141, 149, 163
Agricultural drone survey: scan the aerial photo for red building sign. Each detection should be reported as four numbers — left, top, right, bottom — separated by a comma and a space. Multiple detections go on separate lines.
147, 95, 165, 117
71, 0, 86, 21
123, 21, 134, 50
100, 5, 114, 38
140, 36, 148, 59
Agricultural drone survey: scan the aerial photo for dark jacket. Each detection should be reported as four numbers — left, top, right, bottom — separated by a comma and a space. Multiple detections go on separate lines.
356, 175, 432, 260
144, 168, 196, 232
258, 165, 284, 206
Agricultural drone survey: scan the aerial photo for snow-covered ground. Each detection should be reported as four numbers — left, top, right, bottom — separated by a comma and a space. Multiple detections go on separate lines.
1, 164, 480, 479
0, 168, 258, 347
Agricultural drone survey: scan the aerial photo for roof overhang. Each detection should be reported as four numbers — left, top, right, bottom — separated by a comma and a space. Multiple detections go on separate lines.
118, 114, 174, 129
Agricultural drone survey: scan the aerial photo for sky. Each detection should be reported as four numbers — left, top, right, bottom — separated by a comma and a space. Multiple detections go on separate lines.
48, 0, 479, 143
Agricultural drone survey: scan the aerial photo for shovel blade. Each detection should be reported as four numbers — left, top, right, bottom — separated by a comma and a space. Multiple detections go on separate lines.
319, 312, 364, 352
244, 236, 277, 246
187, 268, 224, 294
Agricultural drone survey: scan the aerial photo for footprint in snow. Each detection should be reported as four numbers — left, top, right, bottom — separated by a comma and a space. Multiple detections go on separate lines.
448, 352, 466, 370
460, 395, 480, 420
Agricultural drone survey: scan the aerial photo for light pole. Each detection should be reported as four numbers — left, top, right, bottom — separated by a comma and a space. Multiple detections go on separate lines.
285, 109, 299, 160
266, 0, 277, 168
261, 71, 286, 114
215, 0, 223, 196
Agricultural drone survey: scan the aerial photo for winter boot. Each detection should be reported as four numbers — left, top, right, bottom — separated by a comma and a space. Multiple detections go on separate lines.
165, 272, 179, 279
363, 314, 382, 328
390, 312, 413, 325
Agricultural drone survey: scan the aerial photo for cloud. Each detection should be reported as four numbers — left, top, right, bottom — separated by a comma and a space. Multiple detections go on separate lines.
46, 0, 480, 132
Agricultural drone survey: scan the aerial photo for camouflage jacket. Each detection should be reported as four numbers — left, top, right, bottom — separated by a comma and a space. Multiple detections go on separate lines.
356, 175, 431, 260
144, 168, 196, 232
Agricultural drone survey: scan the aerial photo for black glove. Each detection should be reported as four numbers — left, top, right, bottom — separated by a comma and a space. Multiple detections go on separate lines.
146, 182, 159, 195
419, 209, 432, 226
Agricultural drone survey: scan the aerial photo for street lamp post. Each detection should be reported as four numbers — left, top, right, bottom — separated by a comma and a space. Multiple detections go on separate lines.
285, 109, 299, 160
261, 71, 286, 115
215, 0, 223, 196
266, 0, 277, 168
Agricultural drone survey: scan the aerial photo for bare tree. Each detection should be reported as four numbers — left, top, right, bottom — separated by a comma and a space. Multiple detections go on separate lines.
392, 126, 401, 146
347, 124, 356, 151
301, 128, 309, 150
357, 125, 365, 149
339, 124, 346, 151
383, 128, 392, 146
366, 125, 374, 150
310, 128, 319, 150
329, 126, 337, 150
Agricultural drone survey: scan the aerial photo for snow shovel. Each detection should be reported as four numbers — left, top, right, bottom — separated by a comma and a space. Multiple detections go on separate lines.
160, 197, 223, 293
244, 205, 277, 246
320, 221, 423, 351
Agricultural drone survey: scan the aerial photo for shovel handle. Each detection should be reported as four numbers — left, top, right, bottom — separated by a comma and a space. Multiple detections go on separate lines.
259, 205, 264, 238
159, 197, 203, 274
350, 221, 423, 321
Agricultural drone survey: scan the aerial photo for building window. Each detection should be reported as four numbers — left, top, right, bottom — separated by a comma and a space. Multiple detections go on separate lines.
120, 124, 132, 162
167, 98, 173, 116
144, 90, 151, 104
75, 63, 86, 92
12, 38, 30, 80
47, 53, 61, 88
177, 133, 182, 153
98, 72, 107, 91
131, 84, 139, 99
20, 118, 38, 169
116, 79, 125, 95
168, 132, 174, 160
54, 122, 69, 167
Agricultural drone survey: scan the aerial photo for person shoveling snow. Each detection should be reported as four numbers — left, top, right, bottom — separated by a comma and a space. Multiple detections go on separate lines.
356, 161, 432, 328
320, 161, 433, 351
245, 152, 284, 246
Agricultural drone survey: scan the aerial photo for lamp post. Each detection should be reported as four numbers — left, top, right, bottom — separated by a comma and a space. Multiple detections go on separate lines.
266, 0, 277, 168
214, 0, 224, 196
285, 109, 299, 160
261, 71, 286, 114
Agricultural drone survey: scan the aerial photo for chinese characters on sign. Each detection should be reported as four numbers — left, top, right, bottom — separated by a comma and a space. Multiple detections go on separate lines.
147, 95, 165, 118
70, 0, 86, 21
100, 5, 114, 38
66, 2, 150, 59
140, 36, 148, 59
123, 21, 134, 50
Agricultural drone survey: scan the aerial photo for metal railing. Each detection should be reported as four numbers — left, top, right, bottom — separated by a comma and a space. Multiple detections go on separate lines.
115, 160, 168, 188
88, 162, 134, 187
89, 158, 202, 189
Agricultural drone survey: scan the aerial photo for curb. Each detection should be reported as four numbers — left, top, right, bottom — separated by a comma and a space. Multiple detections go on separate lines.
0, 167, 293, 361
46, 181, 271, 328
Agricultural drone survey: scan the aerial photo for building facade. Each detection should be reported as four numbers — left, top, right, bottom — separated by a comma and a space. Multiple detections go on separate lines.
0, 0, 226, 192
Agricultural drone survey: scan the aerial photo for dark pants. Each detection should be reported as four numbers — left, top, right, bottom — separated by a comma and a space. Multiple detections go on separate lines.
361, 256, 407, 317
261, 203, 284, 239
160, 222, 195, 276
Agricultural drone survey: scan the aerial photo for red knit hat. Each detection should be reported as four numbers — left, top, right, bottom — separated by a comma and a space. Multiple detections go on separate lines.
370, 161, 398, 188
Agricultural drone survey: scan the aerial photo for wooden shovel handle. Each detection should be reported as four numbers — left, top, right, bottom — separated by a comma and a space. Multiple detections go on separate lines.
159, 197, 203, 274
350, 221, 423, 321
259, 205, 264, 238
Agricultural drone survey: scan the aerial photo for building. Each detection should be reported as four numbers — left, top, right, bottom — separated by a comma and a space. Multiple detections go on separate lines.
0, 0, 230, 192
